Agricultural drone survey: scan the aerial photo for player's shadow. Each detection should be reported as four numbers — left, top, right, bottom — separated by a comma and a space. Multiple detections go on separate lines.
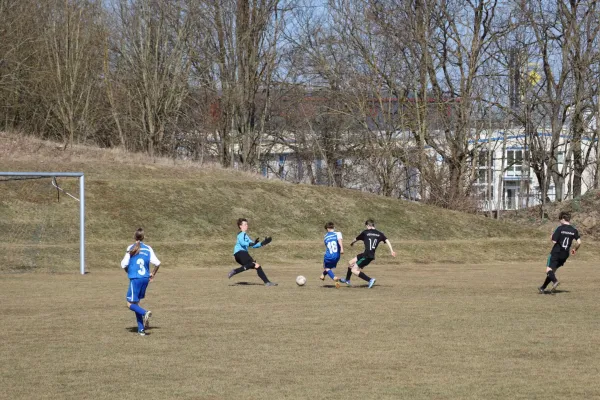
126, 326, 160, 334
350, 284, 389, 288
320, 284, 339, 289
549, 289, 569, 294
231, 281, 265, 286
540, 289, 570, 295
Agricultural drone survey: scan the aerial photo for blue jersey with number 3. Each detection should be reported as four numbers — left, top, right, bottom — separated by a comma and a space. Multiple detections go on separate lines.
324, 232, 341, 262
126, 243, 152, 279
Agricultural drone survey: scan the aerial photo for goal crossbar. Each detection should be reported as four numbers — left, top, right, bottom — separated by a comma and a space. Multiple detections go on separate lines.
0, 172, 86, 274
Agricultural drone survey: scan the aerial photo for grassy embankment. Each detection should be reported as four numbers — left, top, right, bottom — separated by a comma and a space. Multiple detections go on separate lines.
3, 131, 589, 273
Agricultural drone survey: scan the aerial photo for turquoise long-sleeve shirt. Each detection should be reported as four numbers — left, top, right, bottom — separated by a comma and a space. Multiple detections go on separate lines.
233, 231, 262, 254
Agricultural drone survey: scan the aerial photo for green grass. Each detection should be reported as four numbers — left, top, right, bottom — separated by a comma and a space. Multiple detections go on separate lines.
3, 132, 600, 399
0, 131, 548, 272
2, 261, 600, 399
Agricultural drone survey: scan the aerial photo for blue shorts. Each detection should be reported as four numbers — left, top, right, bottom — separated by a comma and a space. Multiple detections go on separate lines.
323, 258, 340, 269
126, 278, 150, 303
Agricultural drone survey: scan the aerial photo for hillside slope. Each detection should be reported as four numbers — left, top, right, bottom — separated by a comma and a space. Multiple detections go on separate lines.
0, 132, 555, 271
500, 189, 600, 239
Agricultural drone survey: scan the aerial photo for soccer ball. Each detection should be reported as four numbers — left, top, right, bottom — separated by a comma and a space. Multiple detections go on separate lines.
296, 275, 307, 286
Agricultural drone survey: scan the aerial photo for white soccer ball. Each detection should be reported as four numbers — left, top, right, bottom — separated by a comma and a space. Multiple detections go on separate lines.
296, 275, 307, 286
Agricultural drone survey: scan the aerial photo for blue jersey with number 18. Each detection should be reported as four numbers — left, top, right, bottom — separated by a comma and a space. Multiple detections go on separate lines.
324, 231, 342, 262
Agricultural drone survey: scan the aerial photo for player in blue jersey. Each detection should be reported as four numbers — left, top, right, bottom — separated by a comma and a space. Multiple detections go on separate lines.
319, 222, 344, 288
340, 219, 396, 288
228, 218, 276, 286
538, 212, 581, 294
120, 228, 161, 336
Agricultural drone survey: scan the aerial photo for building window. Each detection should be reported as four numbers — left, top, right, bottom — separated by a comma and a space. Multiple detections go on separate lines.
477, 169, 489, 184
506, 150, 523, 176
556, 151, 565, 166
478, 150, 490, 167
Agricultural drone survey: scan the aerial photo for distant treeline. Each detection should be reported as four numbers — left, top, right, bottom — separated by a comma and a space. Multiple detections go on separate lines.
1, 0, 600, 209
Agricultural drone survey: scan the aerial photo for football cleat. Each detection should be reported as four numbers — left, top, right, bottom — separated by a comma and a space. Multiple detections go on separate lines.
319, 274, 325, 281
538, 287, 545, 294
265, 282, 278, 286
340, 278, 351, 286
143, 310, 152, 329
368, 278, 376, 288
228, 269, 236, 279
138, 330, 146, 336
551, 282, 560, 293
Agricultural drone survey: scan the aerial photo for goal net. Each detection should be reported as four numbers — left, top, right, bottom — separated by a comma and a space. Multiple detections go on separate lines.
0, 172, 85, 274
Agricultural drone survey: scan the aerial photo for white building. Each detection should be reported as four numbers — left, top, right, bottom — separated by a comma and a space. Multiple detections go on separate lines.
472, 128, 598, 211
257, 127, 599, 211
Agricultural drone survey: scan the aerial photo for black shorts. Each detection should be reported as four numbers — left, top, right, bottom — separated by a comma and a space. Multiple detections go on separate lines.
234, 251, 255, 268
547, 253, 568, 269
356, 253, 374, 268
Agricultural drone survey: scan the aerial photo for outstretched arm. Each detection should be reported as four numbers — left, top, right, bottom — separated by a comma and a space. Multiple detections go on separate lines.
385, 239, 396, 257
121, 250, 131, 272
251, 237, 262, 248
149, 248, 161, 281
150, 265, 160, 281
571, 238, 582, 255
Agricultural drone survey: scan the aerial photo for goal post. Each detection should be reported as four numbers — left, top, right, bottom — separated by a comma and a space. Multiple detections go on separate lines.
0, 172, 86, 274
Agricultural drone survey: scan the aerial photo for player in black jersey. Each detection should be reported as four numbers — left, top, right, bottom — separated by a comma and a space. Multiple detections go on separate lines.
339, 219, 396, 288
538, 211, 581, 294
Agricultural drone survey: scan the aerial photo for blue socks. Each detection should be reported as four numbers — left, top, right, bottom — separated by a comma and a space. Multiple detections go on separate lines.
326, 270, 336, 280
129, 303, 146, 315
135, 313, 144, 332
129, 303, 147, 332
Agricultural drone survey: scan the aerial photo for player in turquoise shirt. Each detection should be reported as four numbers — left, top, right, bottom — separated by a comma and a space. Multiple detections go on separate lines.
228, 218, 276, 286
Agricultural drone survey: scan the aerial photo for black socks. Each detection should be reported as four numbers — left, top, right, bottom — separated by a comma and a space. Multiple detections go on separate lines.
541, 270, 557, 289
358, 271, 371, 282
346, 267, 353, 281
256, 266, 269, 283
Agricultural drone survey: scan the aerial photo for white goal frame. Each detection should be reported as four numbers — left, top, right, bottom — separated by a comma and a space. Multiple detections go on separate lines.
1, 172, 86, 274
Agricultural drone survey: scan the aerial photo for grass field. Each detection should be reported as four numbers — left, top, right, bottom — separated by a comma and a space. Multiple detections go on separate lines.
3, 132, 600, 399
2, 258, 600, 400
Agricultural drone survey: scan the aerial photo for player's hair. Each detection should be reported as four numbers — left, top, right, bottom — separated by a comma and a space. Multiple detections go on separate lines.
365, 219, 375, 227
325, 222, 335, 230
129, 228, 145, 256
237, 218, 248, 228
559, 211, 571, 222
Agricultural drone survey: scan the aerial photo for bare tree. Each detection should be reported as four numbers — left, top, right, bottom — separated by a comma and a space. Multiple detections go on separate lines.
0, 0, 48, 132
562, 0, 600, 197
106, 0, 192, 156
38, 0, 106, 148
188, 0, 285, 169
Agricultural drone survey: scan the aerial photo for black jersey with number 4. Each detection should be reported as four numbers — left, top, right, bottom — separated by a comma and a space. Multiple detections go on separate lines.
356, 229, 388, 259
550, 224, 580, 257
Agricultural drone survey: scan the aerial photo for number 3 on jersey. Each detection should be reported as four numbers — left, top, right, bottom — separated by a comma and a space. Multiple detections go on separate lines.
137, 258, 146, 275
